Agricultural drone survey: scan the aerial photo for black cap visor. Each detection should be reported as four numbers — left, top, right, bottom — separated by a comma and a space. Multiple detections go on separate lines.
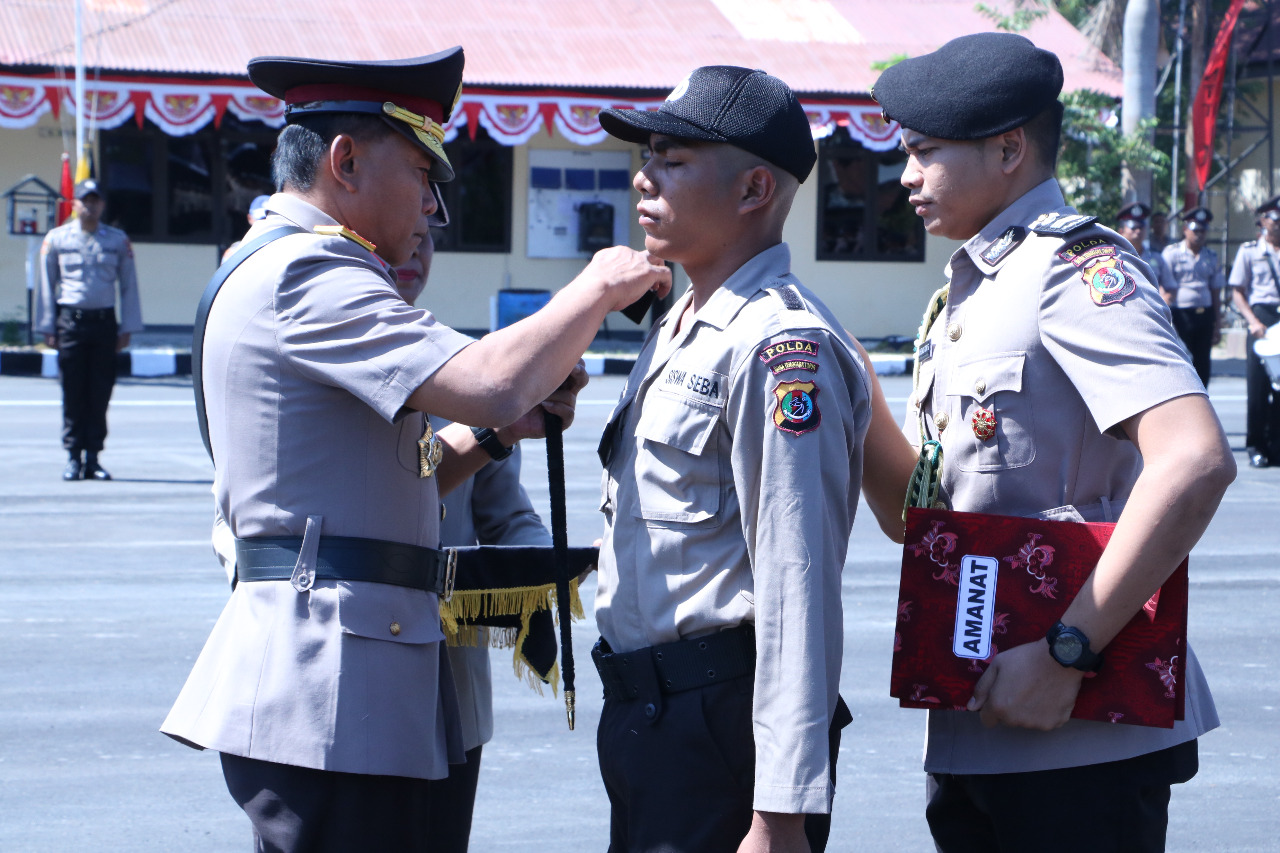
600, 107, 728, 147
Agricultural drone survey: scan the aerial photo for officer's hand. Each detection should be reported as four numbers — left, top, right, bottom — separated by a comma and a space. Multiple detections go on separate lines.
736, 811, 810, 853
1249, 318, 1268, 339
966, 639, 1085, 731
495, 360, 588, 443
579, 246, 672, 313
116, 332, 131, 352
43, 333, 57, 348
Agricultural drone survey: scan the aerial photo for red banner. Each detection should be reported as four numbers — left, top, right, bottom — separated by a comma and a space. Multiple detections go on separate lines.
56, 152, 73, 225
1192, 0, 1247, 191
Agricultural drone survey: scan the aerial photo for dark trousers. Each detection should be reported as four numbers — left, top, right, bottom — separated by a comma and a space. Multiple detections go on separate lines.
1170, 305, 1215, 388
924, 739, 1198, 853
597, 663, 850, 853
423, 745, 483, 853
1245, 303, 1280, 456
221, 752, 461, 852
55, 307, 117, 454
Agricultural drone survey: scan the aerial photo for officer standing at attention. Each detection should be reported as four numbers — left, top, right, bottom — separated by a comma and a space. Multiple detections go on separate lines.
592, 66, 873, 853
1115, 202, 1176, 298
160, 48, 669, 851
874, 32, 1235, 853
36, 178, 143, 481
1227, 194, 1280, 468
1161, 206, 1225, 387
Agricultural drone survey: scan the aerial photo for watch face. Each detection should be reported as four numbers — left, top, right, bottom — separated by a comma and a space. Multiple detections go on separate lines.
1054, 634, 1082, 662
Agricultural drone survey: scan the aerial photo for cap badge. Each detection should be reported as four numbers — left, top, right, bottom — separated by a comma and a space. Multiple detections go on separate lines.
666, 74, 691, 104
773, 380, 821, 436
971, 406, 996, 441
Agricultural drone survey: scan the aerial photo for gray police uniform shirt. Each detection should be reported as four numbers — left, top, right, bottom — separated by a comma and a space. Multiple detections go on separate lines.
162, 194, 475, 780
433, 419, 551, 753
595, 244, 872, 814
905, 179, 1219, 775
1161, 240, 1224, 309
1141, 247, 1177, 299
1228, 239, 1280, 307
36, 219, 143, 334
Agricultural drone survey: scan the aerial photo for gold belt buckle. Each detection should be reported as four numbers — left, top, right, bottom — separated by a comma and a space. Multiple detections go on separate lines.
442, 548, 457, 602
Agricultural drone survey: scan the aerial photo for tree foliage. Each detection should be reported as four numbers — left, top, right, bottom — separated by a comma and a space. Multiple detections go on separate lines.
1058, 90, 1172, 221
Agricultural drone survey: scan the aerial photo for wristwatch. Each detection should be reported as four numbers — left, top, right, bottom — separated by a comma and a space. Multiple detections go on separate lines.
471, 427, 514, 461
1045, 621, 1104, 672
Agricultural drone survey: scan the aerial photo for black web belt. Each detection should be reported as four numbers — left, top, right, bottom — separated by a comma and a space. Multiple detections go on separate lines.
591, 623, 756, 698
235, 535, 456, 595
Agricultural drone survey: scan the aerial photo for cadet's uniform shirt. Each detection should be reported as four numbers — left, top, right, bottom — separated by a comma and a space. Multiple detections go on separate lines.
434, 423, 551, 752
36, 220, 143, 334
1161, 240, 1224, 308
596, 244, 872, 814
162, 193, 475, 780
1140, 247, 1177, 299
1228, 239, 1280, 307
905, 179, 1219, 775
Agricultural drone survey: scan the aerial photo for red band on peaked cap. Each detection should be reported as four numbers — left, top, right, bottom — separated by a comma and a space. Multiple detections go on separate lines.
285, 84, 444, 124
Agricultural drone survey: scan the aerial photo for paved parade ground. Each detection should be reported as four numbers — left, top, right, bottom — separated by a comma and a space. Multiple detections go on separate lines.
1, 372, 1276, 851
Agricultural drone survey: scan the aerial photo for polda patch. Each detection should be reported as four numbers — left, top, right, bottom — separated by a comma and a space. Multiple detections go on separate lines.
773, 380, 821, 436
1057, 241, 1136, 306
766, 358, 818, 376
757, 338, 819, 366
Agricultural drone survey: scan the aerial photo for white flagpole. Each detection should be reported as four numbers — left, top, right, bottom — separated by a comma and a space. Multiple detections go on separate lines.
74, 0, 84, 163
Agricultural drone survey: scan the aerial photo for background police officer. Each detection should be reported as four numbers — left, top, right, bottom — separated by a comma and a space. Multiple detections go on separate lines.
36, 178, 143, 481
1161, 206, 1224, 387
1115, 201, 1175, 298
1228, 195, 1280, 467
874, 31, 1235, 853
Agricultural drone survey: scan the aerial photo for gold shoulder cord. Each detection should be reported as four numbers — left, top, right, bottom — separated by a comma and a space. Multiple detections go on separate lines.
903, 284, 949, 521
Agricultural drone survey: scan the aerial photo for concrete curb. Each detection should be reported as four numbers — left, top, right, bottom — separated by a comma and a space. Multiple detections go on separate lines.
0, 348, 913, 379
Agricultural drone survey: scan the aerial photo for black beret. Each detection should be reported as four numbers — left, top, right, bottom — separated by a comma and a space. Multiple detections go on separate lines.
249, 48, 465, 181
1255, 194, 1280, 215
872, 33, 1063, 140
1116, 202, 1151, 223
600, 66, 817, 183
1178, 206, 1213, 226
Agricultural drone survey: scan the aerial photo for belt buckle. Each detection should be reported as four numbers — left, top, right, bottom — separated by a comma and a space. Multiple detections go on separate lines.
442, 548, 456, 602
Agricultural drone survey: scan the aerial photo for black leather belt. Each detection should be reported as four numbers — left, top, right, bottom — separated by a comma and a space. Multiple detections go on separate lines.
592, 624, 755, 698
58, 306, 115, 321
235, 535, 455, 596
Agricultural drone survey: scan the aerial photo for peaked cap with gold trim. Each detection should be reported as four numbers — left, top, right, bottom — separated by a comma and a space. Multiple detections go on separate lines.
249, 48, 465, 182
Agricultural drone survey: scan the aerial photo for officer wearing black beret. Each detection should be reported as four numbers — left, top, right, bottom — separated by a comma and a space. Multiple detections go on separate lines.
161, 49, 670, 850
874, 31, 1234, 853
1162, 206, 1224, 386
1228, 194, 1280, 466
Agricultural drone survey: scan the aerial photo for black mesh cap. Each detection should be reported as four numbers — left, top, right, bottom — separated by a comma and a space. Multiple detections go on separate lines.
600, 66, 817, 183
873, 33, 1063, 141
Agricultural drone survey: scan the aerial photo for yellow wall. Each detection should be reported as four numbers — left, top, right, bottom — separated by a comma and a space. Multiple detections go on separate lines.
1, 113, 957, 339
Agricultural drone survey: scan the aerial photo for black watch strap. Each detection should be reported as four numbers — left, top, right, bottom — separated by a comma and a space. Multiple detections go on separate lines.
472, 427, 514, 461
1045, 621, 1104, 672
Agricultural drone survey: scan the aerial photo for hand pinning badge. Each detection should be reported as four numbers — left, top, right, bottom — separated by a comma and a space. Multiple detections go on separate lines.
971, 406, 996, 441
418, 420, 444, 477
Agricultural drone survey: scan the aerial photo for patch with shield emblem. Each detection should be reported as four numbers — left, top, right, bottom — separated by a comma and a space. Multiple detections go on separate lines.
773, 380, 821, 436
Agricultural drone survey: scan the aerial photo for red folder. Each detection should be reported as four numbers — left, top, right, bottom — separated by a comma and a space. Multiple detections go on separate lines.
889, 508, 1187, 728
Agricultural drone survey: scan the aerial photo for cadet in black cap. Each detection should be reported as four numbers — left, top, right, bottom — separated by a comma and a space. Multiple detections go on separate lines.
593, 66, 879, 853
1115, 202, 1176, 299
161, 49, 670, 851
35, 177, 143, 480
874, 31, 1234, 853
1161, 206, 1224, 386
1228, 194, 1280, 466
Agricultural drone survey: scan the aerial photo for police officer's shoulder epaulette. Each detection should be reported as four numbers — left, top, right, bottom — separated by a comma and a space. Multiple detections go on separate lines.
1028, 212, 1097, 236
766, 281, 807, 313
313, 224, 376, 253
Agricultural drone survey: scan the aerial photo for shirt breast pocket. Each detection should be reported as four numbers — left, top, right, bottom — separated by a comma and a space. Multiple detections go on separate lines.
631, 394, 723, 527
58, 252, 84, 277
947, 352, 1035, 472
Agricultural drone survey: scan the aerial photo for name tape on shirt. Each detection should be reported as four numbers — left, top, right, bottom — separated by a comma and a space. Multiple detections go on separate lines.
773, 379, 821, 436
659, 365, 727, 406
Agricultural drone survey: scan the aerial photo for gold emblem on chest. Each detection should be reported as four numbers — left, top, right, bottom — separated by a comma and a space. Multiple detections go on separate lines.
418, 420, 444, 478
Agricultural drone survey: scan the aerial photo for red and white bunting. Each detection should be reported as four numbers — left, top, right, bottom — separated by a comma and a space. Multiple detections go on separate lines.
0, 73, 899, 150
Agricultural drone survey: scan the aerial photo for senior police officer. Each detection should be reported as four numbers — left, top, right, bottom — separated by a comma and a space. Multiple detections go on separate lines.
592, 66, 872, 853
1160, 206, 1224, 387
161, 48, 669, 851
36, 178, 143, 481
1116, 202, 1176, 298
1228, 194, 1280, 468
874, 32, 1235, 853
